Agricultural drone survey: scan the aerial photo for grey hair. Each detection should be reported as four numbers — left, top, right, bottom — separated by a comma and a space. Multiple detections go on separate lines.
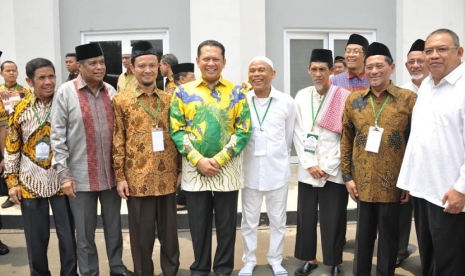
161, 54, 178, 67
426, 28, 460, 46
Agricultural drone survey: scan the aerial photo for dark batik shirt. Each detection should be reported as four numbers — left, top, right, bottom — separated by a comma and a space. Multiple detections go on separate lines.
340, 82, 417, 202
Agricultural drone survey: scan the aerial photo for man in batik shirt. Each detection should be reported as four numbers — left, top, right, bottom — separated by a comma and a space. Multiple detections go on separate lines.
170, 40, 251, 276
113, 41, 181, 276
341, 42, 416, 276
5, 58, 77, 276
0, 60, 32, 208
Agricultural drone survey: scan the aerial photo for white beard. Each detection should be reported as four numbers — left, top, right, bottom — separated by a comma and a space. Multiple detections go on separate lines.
314, 83, 324, 91
411, 74, 424, 80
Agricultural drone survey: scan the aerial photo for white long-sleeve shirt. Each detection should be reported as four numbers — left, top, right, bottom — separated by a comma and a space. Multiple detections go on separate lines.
293, 86, 344, 187
401, 80, 419, 93
397, 62, 465, 211
243, 87, 295, 191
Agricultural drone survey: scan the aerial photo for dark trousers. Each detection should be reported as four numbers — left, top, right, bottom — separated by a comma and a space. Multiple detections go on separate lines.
185, 190, 239, 276
413, 197, 465, 276
397, 199, 413, 259
177, 187, 187, 206
294, 181, 348, 266
354, 200, 400, 276
68, 189, 126, 276
21, 196, 77, 276
127, 193, 180, 276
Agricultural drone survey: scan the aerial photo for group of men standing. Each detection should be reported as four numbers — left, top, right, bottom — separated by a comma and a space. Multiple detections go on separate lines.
1, 27, 464, 276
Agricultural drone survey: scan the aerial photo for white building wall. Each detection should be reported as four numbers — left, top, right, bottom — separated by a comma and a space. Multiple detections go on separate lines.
190, 0, 266, 84
0, 0, 62, 85
396, 0, 465, 86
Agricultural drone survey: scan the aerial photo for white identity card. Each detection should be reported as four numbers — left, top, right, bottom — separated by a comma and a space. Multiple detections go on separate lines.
151, 127, 165, 152
35, 140, 50, 161
304, 133, 319, 153
365, 126, 384, 153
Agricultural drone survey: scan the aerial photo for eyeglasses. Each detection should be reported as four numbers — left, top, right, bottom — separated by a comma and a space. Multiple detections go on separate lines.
407, 59, 425, 65
423, 45, 459, 56
345, 49, 364, 55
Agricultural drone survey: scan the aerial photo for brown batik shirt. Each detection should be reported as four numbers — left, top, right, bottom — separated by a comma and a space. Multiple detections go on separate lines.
341, 82, 417, 203
112, 85, 181, 197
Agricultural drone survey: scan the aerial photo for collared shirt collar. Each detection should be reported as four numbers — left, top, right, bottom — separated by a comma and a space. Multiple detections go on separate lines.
440, 62, 465, 86
249, 86, 281, 100
348, 70, 366, 80
30, 93, 52, 107
124, 68, 133, 76
4, 82, 18, 89
76, 74, 106, 94
134, 84, 161, 98
362, 81, 398, 98
195, 76, 227, 88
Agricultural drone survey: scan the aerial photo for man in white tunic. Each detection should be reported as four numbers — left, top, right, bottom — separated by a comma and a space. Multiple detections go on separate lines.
293, 49, 350, 276
239, 56, 295, 276
401, 39, 428, 94
397, 28, 465, 276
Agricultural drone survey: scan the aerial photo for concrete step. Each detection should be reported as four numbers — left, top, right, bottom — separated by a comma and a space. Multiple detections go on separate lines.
0, 164, 358, 229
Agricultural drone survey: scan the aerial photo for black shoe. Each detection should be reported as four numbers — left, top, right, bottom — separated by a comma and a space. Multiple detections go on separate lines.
110, 271, 133, 276
396, 244, 415, 268
1, 197, 14, 209
331, 265, 344, 276
216, 274, 230, 276
0, 240, 9, 255
294, 262, 318, 276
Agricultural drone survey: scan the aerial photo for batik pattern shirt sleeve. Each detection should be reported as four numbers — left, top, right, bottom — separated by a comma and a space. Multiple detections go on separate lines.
170, 76, 252, 191
4, 95, 60, 198
340, 82, 417, 202
112, 87, 181, 197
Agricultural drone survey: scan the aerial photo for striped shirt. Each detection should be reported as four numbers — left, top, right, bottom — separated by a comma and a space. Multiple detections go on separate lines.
51, 75, 116, 192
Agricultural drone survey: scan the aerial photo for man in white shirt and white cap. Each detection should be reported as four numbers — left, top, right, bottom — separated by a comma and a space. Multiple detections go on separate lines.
293, 49, 351, 276
397, 28, 465, 276
117, 45, 135, 93
239, 56, 295, 276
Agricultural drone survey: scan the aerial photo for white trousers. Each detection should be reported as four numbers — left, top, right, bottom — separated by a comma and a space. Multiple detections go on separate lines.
241, 184, 288, 266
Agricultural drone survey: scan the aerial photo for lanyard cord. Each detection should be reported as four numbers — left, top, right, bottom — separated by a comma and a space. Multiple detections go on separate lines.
369, 94, 390, 127
134, 87, 161, 127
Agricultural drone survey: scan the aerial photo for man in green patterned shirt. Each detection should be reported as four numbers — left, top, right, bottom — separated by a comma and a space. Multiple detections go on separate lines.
170, 40, 251, 276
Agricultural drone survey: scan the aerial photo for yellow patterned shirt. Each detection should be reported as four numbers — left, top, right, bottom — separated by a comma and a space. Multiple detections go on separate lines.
0, 83, 31, 119
4, 94, 61, 198
117, 69, 137, 93
170, 76, 251, 192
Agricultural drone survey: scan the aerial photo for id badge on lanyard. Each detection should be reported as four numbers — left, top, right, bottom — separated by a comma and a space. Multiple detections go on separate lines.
151, 127, 165, 152
35, 139, 50, 161
304, 133, 319, 153
365, 126, 384, 153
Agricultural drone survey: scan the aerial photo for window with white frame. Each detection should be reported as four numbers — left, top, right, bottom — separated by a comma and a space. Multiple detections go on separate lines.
81, 30, 169, 82
284, 29, 376, 97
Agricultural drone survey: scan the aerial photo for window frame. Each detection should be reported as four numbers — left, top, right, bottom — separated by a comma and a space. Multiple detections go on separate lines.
284, 29, 376, 95
81, 29, 169, 72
